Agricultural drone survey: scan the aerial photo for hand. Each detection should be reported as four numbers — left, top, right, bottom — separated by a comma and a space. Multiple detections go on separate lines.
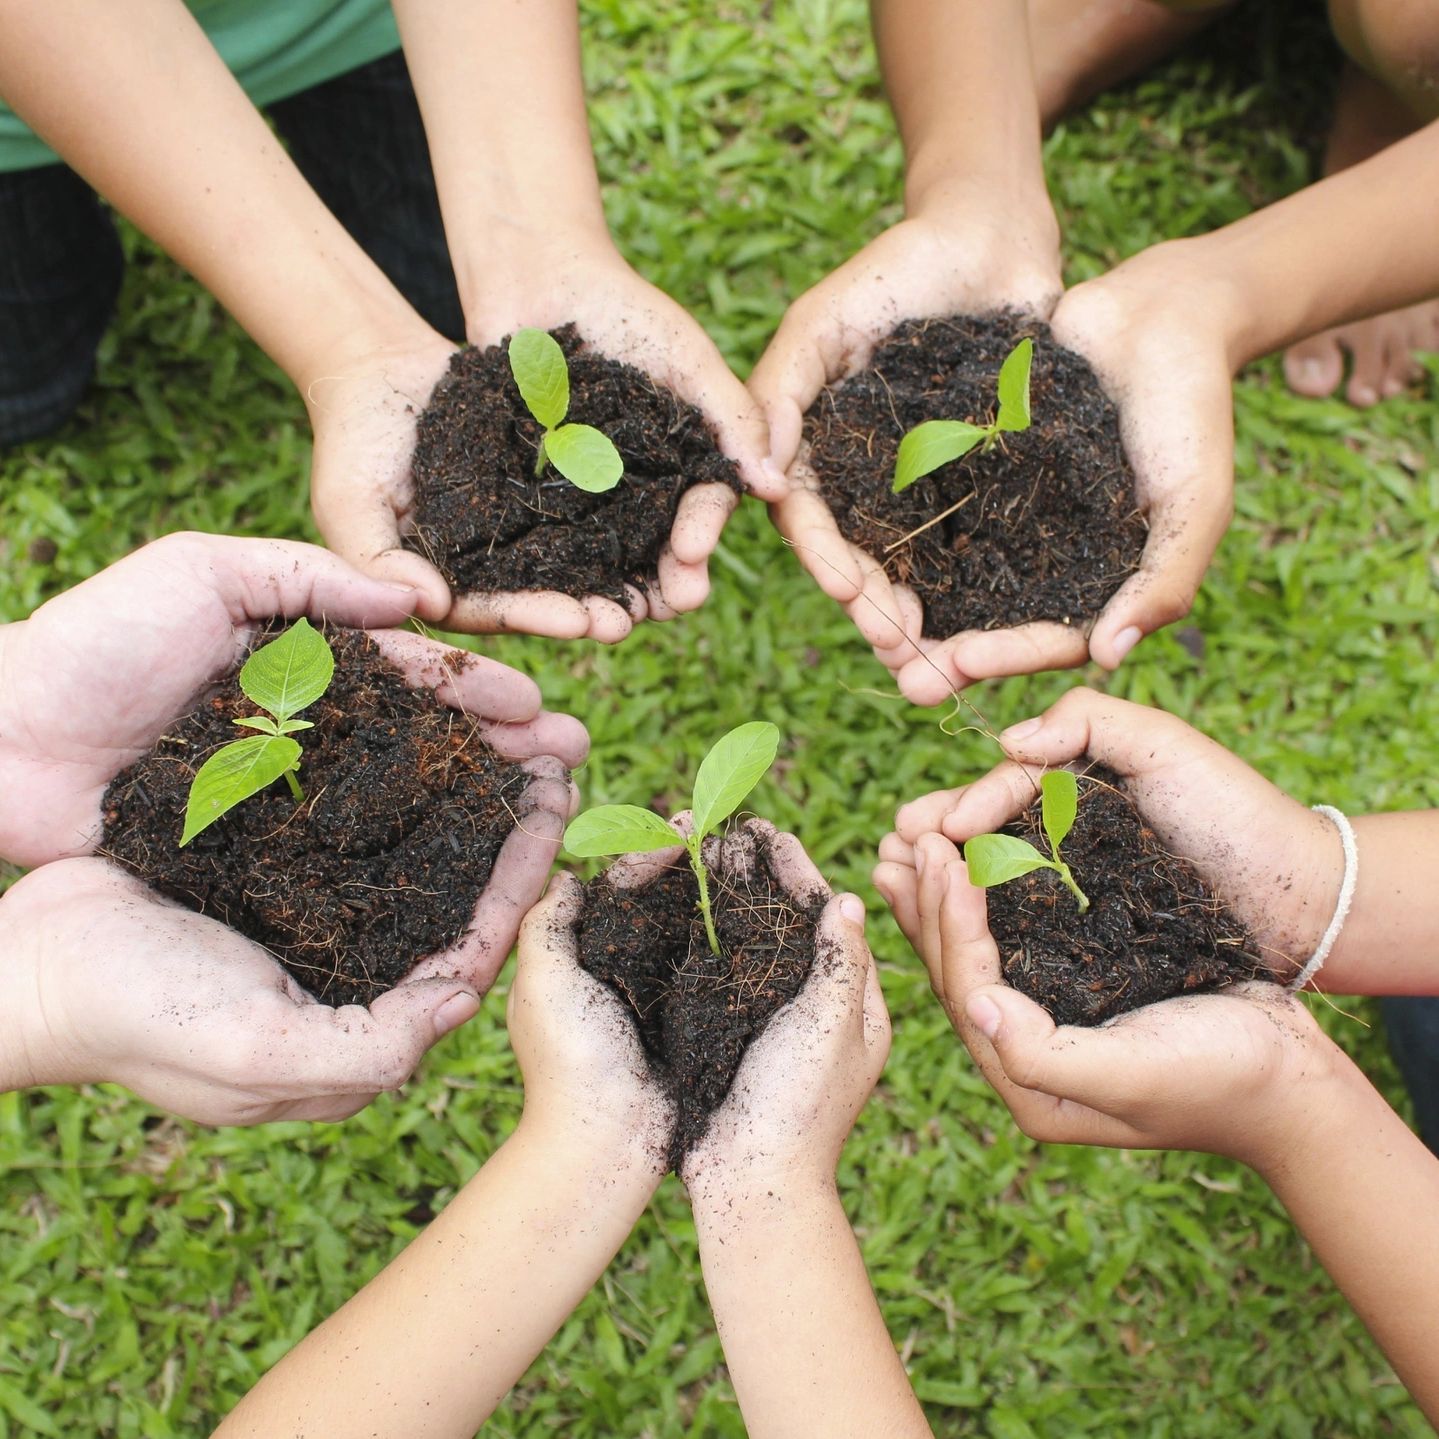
463, 237, 777, 639
678, 820, 890, 1201
1, 857, 487, 1123
749, 192, 1062, 680
889, 241, 1243, 701
878, 686, 1342, 975
872, 830, 1340, 1168
506, 872, 674, 1172
0, 535, 588, 939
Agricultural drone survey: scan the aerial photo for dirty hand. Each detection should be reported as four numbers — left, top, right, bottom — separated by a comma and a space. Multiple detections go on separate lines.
750, 192, 1061, 681
872, 833, 1338, 1166
463, 238, 775, 639
877, 687, 1341, 978
678, 820, 891, 1200
0, 857, 486, 1122
506, 873, 674, 1173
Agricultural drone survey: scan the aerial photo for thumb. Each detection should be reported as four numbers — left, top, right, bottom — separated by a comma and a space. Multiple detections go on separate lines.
965, 984, 1067, 1095
797, 893, 873, 1030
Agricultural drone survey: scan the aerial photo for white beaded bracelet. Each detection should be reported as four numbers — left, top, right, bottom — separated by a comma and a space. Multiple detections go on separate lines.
1289, 805, 1358, 992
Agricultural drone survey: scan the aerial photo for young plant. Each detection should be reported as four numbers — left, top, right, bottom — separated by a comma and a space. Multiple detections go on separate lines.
892, 336, 1034, 493
508, 327, 624, 493
963, 768, 1090, 914
563, 721, 781, 956
180, 618, 335, 846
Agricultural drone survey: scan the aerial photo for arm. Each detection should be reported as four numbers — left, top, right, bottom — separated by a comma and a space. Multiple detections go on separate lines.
681, 828, 929, 1439
213, 875, 672, 1437
885, 842, 1439, 1424
0, 0, 459, 610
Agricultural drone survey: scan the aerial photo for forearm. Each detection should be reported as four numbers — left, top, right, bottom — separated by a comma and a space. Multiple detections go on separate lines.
871, 0, 1051, 224
1256, 1053, 1439, 1423
392, 0, 611, 318
214, 1117, 659, 1439
0, 0, 427, 389
694, 1173, 931, 1439
1317, 813, 1439, 995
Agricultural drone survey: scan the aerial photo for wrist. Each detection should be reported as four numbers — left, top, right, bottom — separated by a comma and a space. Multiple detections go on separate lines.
1229, 1028, 1355, 1177
513, 1107, 667, 1201
286, 286, 446, 399
454, 216, 617, 332
687, 1158, 839, 1232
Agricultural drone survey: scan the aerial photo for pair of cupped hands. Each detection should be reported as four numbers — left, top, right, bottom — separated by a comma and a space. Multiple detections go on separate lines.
311, 211, 1236, 701
3, 532, 1346, 1179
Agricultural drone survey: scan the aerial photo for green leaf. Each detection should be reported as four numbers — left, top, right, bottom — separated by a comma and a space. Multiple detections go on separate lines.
893, 420, 987, 493
508, 327, 570, 429
546, 423, 624, 493
238, 617, 334, 722
233, 715, 281, 734
1040, 769, 1079, 853
963, 832, 1054, 888
181, 735, 302, 845
995, 337, 1034, 432
279, 718, 314, 733
564, 804, 679, 857
691, 721, 780, 840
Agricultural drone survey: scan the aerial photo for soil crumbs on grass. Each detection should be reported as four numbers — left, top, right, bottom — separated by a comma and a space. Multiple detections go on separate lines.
101, 628, 535, 1007
986, 768, 1269, 1025
805, 313, 1146, 638
407, 324, 742, 607
578, 837, 823, 1168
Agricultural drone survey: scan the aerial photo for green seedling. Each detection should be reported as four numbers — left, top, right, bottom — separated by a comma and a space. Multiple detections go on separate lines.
963, 769, 1090, 914
180, 618, 334, 846
563, 721, 781, 956
508, 327, 624, 492
892, 336, 1033, 493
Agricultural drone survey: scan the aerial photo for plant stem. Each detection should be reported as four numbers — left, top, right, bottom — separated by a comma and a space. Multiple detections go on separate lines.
283, 767, 305, 805
687, 839, 722, 956
534, 432, 550, 478
1055, 860, 1090, 915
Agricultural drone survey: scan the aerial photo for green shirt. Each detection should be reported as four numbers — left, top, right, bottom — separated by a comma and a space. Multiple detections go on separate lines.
0, 0, 400, 172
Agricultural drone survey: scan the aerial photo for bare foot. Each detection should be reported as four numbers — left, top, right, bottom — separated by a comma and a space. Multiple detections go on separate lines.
1283, 63, 1438, 406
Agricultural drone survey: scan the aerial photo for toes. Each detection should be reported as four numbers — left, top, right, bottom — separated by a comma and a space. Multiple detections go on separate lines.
1282, 334, 1343, 399
1343, 322, 1389, 408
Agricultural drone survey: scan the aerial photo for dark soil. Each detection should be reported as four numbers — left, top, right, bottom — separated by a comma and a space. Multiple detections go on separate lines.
406, 325, 743, 607
985, 767, 1269, 1026
101, 628, 538, 1007
804, 313, 1147, 639
578, 837, 824, 1168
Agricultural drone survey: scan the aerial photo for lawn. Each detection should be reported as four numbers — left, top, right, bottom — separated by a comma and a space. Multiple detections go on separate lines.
2, 1, 1437, 1435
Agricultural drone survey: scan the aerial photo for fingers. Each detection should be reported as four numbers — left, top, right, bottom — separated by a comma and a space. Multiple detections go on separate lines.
486, 712, 591, 771
872, 854, 919, 949
991, 686, 1182, 781
443, 588, 634, 643
868, 585, 926, 674
747, 304, 837, 478
894, 786, 966, 844
516, 871, 584, 978
897, 621, 1090, 707
654, 544, 712, 617
801, 892, 877, 1033
670, 481, 741, 567
934, 762, 1044, 846
768, 482, 864, 602
744, 821, 831, 907
365, 630, 542, 722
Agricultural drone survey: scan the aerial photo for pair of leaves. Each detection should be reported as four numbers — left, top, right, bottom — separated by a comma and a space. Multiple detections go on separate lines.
963, 768, 1078, 888
563, 721, 782, 858
180, 619, 334, 846
892, 336, 1034, 493
509, 328, 624, 493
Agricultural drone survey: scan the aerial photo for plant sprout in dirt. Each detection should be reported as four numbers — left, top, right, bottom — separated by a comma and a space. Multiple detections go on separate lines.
892, 336, 1034, 493
964, 769, 1091, 914
180, 618, 334, 845
508, 327, 624, 492
563, 722, 781, 955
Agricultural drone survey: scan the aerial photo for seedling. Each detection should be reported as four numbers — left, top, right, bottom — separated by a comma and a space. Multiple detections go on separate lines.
963, 769, 1090, 914
508, 327, 624, 492
180, 619, 334, 846
563, 722, 781, 956
892, 337, 1033, 493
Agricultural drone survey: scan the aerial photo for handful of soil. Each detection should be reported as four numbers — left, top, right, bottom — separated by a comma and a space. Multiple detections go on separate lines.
804, 313, 1147, 639
985, 768, 1270, 1026
578, 831, 824, 1168
101, 629, 543, 1007
406, 325, 742, 608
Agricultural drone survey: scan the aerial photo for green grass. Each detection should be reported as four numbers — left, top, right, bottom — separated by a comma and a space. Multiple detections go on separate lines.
2, 1, 1437, 1434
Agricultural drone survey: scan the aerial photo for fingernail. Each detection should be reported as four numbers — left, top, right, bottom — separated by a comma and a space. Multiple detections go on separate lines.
967, 994, 1002, 1039
433, 990, 480, 1038
839, 894, 866, 926
1000, 716, 1043, 744
762, 457, 789, 490
1302, 358, 1322, 382
1111, 626, 1142, 664
1352, 385, 1376, 407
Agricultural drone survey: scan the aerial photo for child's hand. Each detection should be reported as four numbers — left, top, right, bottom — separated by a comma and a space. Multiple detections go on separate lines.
749, 196, 1061, 681
880, 687, 1342, 976
679, 822, 891, 1201
0, 857, 487, 1122
508, 873, 675, 1173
